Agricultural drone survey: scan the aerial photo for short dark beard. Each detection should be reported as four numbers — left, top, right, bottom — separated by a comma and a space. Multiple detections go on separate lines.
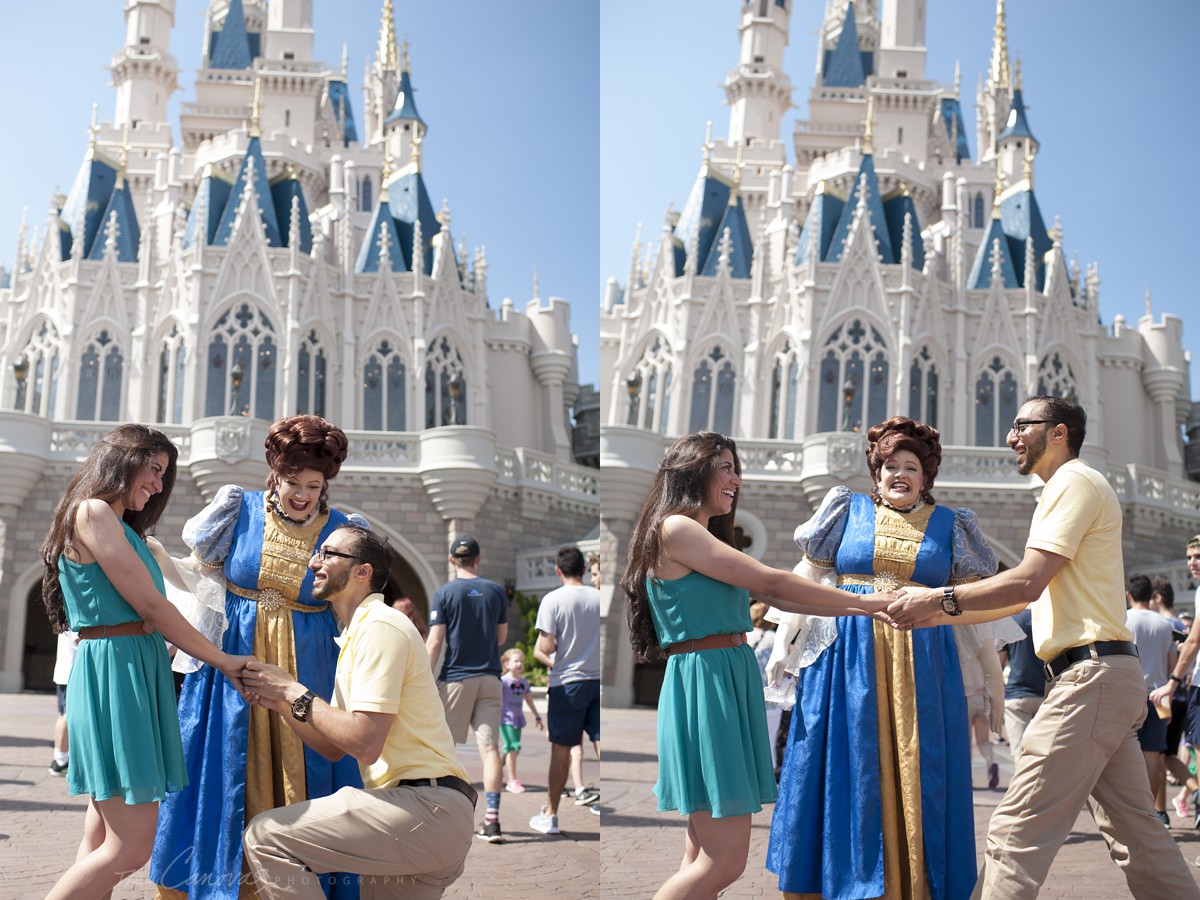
1016, 430, 1047, 476
312, 565, 350, 600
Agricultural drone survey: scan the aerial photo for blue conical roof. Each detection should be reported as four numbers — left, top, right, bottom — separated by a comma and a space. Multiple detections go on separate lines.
182, 167, 233, 248
673, 167, 733, 276
700, 198, 753, 279
386, 69, 425, 126
827, 154, 894, 264
1000, 186, 1052, 291
939, 97, 972, 163
212, 136, 283, 247
270, 174, 312, 254
999, 89, 1036, 143
388, 169, 439, 274
968, 217, 1020, 289
87, 176, 140, 262
883, 192, 925, 270
60, 151, 118, 259
355, 193, 406, 273
796, 188, 845, 264
327, 80, 358, 146
823, 2, 870, 88
210, 0, 253, 70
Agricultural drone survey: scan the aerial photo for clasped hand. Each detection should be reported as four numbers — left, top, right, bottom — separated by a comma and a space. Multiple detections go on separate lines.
884, 587, 942, 628
241, 659, 298, 712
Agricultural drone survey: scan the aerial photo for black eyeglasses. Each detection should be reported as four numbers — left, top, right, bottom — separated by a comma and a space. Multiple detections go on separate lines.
1009, 419, 1054, 436
313, 547, 360, 563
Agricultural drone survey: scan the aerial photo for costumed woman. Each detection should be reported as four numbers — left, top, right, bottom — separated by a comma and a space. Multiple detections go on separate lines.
41, 425, 252, 900
620, 431, 900, 899
150, 416, 366, 899
764, 416, 1022, 899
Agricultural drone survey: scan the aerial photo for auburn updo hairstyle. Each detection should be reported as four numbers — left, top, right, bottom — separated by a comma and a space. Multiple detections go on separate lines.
263, 415, 349, 506
865, 416, 941, 505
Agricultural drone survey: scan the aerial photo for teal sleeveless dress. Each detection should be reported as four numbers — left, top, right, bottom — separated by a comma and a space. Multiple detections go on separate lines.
647, 571, 777, 818
59, 520, 187, 804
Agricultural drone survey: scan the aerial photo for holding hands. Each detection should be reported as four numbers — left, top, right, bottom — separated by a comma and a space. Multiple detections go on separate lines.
885, 586, 943, 628
218, 655, 257, 694
242, 659, 300, 712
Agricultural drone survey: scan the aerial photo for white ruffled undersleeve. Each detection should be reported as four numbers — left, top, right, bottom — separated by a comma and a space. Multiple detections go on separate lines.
165, 555, 229, 674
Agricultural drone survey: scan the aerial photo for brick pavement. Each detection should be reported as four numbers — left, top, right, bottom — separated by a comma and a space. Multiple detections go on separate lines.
0, 692, 598, 899
602, 707, 1200, 898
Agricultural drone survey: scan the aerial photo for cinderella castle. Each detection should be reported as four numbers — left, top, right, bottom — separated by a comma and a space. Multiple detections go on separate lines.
600, 0, 1200, 706
0, 0, 597, 691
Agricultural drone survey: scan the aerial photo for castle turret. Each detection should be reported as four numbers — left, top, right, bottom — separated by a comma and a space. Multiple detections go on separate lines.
725, 0, 792, 144
112, 0, 180, 130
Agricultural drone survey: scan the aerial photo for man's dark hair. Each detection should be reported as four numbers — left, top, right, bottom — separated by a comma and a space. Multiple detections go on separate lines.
336, 525, 394, 593
1127, 573, 1153, 604
1152, 578, 1175, 610
557, 545, 586, 578
1024, 395, 1086, 457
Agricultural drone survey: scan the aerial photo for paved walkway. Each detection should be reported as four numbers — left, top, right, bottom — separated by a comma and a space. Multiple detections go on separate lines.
0, 692, 598, 899
602, 707, 1200, 898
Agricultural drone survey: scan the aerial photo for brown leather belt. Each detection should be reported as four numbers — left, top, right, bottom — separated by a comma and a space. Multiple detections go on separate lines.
78, 621, 151, 640
668, 632, 748, 655
397, 775, 478, 808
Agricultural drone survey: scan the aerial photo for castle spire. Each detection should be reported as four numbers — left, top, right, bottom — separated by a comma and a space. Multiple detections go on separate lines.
989, 0, 1011, 91
377, 0, 399, 74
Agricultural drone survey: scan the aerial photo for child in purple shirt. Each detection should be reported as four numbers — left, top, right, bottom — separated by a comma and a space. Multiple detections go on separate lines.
500, 648, 542, 792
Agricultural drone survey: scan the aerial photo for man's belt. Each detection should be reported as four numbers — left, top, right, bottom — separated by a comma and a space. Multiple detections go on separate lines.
668, 632, 747, 655
1043, 640, 1139, 680
78, 621, 151, 640
397, 775, 478, 807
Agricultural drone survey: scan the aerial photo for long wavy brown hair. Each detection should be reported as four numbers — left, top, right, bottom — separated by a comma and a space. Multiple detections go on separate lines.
40, 424, 179, 633
263, 415, 349, 509
865, 416, 941, 505
619, 432, 741, 663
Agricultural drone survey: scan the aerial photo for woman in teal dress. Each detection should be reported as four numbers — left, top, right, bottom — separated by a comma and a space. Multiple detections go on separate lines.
150, 415, 364, 899
620, 431, 899, 900
39, 424, 252, 900
764, 417, 1017, 899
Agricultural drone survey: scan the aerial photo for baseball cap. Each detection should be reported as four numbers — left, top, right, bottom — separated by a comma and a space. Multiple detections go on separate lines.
450, 535, 480, 558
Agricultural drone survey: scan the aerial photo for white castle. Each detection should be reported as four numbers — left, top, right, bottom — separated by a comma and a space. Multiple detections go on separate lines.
599, 0, 1199, 706
0, 0, 597, 692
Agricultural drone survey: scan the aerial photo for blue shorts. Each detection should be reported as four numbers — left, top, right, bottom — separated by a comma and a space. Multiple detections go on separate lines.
547, 680, 600, 748
1137, 699, 1168, 753
56, 684, 67, 715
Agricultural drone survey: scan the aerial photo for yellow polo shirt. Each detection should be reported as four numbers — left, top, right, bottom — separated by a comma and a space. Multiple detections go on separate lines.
1026, 458, 1133, 661
333, 594, 468, 790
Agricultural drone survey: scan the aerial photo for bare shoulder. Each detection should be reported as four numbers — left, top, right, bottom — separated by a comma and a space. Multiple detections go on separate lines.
76, 498, 118, 529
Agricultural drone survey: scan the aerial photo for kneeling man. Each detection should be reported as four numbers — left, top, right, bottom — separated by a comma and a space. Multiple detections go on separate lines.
243, 525, 475, 898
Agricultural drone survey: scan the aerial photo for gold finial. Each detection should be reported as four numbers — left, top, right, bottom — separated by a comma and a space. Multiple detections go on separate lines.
992, 163, 1005, 217
382, 145, 393, 184
377, 0, 399, 73
402, 34, 411, 73
730, 142, 744, 206
701, 121, 714, 173
341, 42, 348, 79
1022, 141, 1034, 186
87, 104, 99, 153
411, 126, 423, 172
862, 93, 875, 155
990, 0, 1011, 90
119, 123, 130, 173
954, 61, 961, 96
250, 77, 262, 137
1015, 57, 1023, 91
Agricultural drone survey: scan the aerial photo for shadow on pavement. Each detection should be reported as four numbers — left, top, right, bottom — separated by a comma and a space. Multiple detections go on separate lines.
0, 798, 87, 814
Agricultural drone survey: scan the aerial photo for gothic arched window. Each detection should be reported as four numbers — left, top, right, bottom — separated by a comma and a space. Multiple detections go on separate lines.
973, 193, 986, 228
13, 319, 62, 418
625, 336, 674, 435
817, 319, 889, 433
908, 345, 939, 428
77, 330, 124, 421
689, 346, 736, 435
769, 341, 800, 440
975, 355, 1020, 446
204, 302, 277, 419
360, 176, 372, 213
296, 330, 327, 418
364, 338, 406, 430
157, 325, 187, 424
424, 336, 466, 428
1036, 351, 1077, 401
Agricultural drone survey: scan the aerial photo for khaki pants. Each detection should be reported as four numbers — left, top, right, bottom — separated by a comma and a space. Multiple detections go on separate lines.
973, 654, 1199, 899
243, 783, 474, 899
1003, 694, 1044, 764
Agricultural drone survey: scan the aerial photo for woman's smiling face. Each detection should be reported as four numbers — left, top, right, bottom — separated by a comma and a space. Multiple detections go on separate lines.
277, 468, 326, 519
704, 448, 741, 518
877, 449, 924, 508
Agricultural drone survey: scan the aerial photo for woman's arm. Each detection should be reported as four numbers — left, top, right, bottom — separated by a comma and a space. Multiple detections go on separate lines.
144, 536, 187, 591
75, 500, 252, 690
662, 515, 893, 617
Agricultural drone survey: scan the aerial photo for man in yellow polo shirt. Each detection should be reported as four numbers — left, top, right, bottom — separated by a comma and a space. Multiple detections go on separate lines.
242, 526, 475, 898
887, 395, 1198, 898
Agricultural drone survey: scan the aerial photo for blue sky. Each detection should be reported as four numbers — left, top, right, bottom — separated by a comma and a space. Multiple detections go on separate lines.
600, 0, 1200, 401
0, 1, 600, 388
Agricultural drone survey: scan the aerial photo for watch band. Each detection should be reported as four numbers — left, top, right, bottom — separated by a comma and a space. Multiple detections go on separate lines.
941, 584, 962, 617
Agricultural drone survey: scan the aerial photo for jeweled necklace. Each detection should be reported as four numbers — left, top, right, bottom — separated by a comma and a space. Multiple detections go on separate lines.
271, 491, 316, 526
879, 497, 925, 515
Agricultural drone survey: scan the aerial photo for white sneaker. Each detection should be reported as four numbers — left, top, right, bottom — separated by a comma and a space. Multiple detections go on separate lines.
529, 806, 559, 835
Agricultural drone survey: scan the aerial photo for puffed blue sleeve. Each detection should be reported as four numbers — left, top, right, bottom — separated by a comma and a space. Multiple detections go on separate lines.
181, 484, 244, 566
950, 506, 1000, 583
794, 485, 852, 569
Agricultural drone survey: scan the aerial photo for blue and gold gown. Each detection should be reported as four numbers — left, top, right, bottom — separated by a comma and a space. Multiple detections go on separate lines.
766, 487, 997, 900
150, 487, 363, 899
